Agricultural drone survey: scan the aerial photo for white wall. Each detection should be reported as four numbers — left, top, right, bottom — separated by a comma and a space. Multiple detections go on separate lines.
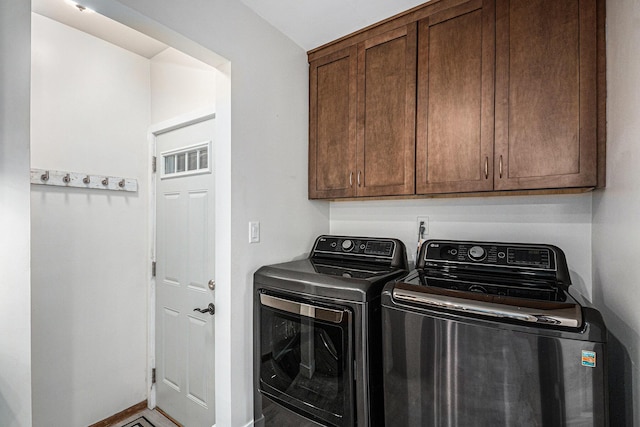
0, 1, 32, 426
150, 47, 217, 124
331, 194, 594, 297
592, 0, 640, 424
30, 13, 150, 426
86, 1, 330, 425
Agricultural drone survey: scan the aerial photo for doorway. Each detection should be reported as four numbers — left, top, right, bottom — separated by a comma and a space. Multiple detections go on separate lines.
29, 2, 230, 426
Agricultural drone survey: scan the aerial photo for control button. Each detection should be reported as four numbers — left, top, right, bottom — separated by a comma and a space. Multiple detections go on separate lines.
450, 249, 458, 256
330, 242, 337, 248
342, 239, 354, 251
360, 244, 366, 250
468, 246, 486, 261
498, 251, 506, 259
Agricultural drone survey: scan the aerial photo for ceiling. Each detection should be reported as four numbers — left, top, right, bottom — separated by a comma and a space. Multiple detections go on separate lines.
239, 0, 430, 51
31, 0, 168, 58
32, 0, 431, 57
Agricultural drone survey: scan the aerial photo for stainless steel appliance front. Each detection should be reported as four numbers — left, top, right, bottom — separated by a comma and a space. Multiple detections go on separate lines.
382, 239, 608, 426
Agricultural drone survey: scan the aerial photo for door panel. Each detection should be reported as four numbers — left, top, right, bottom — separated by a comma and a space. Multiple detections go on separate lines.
416, 0, 495, 194
162, 307, 181, 391
309, 47, 357, 199
187, 190, 209, 288
156, 117, 215, 427
357, 25, 416, 197
494, 0, 597, 189
187, 314, 209, 405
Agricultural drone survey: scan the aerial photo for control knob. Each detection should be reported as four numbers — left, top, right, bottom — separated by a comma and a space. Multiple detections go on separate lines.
341, 239, 354, 251
468, 245, 486, 261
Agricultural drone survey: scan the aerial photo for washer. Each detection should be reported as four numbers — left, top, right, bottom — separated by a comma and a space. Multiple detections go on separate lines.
382, 239, 608, 426
254, 235, 408, 427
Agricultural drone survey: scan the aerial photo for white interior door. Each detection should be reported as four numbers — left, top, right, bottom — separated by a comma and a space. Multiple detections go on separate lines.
155, 117, 216, 427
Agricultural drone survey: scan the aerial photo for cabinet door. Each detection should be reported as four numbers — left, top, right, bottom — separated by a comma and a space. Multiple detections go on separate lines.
309, 47, 357, 199
356, 25, 417, 197
494, 0, 597, 190
416, 0, 495, 194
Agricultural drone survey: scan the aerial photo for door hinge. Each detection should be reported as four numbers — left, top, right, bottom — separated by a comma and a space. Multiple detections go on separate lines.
152, 156, 157, 173
152, 368, 156, 384
152, 261, 156, 277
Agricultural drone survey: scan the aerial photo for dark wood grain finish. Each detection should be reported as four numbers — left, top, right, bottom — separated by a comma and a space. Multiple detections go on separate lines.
494, 0, 598, 190
416, 0, 495, 194
596, 0, 606, 188
308, 0, 605, 200
356, 25, 417, 197
309, 47, 357, 199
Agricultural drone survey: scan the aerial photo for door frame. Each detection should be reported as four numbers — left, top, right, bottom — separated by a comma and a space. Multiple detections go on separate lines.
147, 107, 216, 409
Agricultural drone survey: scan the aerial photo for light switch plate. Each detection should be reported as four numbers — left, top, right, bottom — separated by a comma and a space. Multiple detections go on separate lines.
249, 221, 260, 243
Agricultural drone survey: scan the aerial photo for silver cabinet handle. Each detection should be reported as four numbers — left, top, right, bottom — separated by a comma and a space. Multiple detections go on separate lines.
349, 171, 353, 187
260, 293, 344, 323
499, 155, 503, 179
357, 170, 361, 187
484, 157, 489, 179
193, 303, 215, 315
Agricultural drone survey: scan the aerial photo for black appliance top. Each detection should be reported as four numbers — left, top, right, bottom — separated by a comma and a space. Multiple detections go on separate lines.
416, 239, 571, 299
254, 235, 409, 303
392, 239, 591, 329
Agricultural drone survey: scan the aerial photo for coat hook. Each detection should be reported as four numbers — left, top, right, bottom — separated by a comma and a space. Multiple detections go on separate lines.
63, 173, 71, 183
41, 171, 49, 182
102, 177, 109, 186
83, 175, 90, 184
118, 179, 126, 188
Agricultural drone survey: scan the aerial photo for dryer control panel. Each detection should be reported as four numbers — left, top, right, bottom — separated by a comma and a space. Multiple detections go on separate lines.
311, 235, 407, 268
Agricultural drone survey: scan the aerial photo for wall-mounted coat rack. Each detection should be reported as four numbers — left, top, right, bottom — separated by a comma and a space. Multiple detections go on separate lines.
30, 168, 138, 192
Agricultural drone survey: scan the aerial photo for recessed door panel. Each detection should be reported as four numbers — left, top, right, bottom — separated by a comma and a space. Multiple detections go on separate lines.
187, 190, 209, 290
162, 307, 181, 391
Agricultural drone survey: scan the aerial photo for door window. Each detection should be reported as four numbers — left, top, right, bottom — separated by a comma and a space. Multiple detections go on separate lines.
161, 141, 211, 178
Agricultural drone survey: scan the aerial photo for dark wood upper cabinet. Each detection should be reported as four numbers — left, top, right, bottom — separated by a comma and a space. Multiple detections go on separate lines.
356, 25, 417, 197
309, 47, 357, 199
308, 0, 604, 199
416, 0, 495, 194
494, 0, 599, 190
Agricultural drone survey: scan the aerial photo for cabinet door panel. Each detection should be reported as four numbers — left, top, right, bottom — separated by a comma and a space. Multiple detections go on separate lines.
356, 25, 416, 197
416, 0, 495, 194
495, 0, 597, 190
309, 47, 357, 199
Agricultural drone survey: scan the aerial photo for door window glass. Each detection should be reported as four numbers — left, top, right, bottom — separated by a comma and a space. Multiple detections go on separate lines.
161, 141, 212, 179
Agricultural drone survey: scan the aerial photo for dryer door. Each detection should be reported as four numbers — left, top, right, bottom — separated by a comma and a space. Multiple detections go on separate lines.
258, 291, 354, 427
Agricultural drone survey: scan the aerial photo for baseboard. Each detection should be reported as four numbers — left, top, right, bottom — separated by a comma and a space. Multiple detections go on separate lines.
88, 400, 148, 427
156, 406, 183, 427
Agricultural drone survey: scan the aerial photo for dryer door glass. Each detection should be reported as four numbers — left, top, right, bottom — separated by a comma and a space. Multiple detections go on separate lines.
258, 292, 354, 427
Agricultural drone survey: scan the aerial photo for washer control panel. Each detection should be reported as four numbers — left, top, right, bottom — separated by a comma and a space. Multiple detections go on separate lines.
423, 240, 557, 271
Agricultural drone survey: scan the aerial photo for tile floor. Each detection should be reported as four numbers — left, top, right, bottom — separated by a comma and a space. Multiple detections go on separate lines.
115, 408, 179, 427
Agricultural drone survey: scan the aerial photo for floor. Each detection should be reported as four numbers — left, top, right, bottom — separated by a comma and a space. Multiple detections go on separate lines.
115, 408, 179, 427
